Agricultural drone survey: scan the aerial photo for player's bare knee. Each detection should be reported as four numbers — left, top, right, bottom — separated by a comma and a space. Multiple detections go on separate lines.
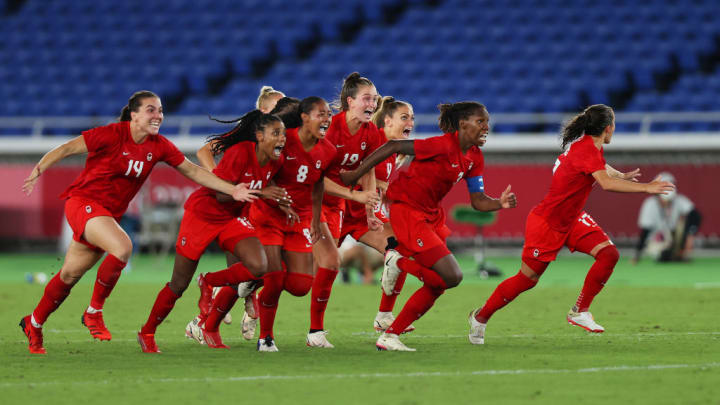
245, 255, 268, 277
317, 252, 341, 270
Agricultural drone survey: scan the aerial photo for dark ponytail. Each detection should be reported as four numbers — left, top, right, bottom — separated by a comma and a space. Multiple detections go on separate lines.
332, 72, 374, 111
269, 96, 301, 128
118, 90, 159, 121
560, 104, 614, 151
437, 101, 486, 133
207, 110, 282, 154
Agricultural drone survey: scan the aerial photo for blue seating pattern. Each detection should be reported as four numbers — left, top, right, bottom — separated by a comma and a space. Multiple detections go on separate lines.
1, 0, 719, 135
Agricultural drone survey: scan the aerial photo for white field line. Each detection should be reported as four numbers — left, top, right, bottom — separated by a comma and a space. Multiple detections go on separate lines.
1, 362, 718, 388
694, 282, 720, 289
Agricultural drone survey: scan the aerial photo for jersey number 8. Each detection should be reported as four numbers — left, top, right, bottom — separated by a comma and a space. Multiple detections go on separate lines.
297, 165, 308, 182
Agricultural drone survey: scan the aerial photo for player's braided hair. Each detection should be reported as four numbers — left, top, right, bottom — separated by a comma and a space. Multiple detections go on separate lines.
372, 96, 411, 129
437, 101, 486, 133
206, 110, 282, 154
333, 72, 374, 111
269, 97, 301, 128
118, 90, 159, 122
561, 104, 614, 151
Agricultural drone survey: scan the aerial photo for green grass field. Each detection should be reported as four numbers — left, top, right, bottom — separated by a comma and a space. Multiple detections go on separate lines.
1, 253, 719, 404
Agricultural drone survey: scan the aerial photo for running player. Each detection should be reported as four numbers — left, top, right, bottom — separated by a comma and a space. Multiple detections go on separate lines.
19, 91, 256, 354
340, 101, 518, 351
137, 110, 287, 352
306, 72, 387, 348
467, 104, 675, 345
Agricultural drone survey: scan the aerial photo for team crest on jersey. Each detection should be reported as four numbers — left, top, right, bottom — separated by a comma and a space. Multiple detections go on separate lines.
316, 160, 321, 169
146, 153, 153, 161
360, 142, 367, 150
417, 238, 423, 247
533, 248, 539, 258
85, 205, 92, 214
181, 237, 186, 246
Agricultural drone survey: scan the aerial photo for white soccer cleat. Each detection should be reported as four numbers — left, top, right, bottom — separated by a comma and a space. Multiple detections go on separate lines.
185, 316, 205, 345
375, 332, 416, 352
381, 249, 403, 296
237, 280, 257, 299
567, 310, 605, 333
257, 336, 279, 352
306, 330, 335, 348
241, 311, 257, 340
468, 308, 486, 345
373, 311, 415, 333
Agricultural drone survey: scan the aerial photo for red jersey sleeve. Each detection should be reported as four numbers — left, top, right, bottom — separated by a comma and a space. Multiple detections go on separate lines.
413, 135, 450, 160
157, 135, 186, 167
82, 125, 115, 153
466, 149, 485, 178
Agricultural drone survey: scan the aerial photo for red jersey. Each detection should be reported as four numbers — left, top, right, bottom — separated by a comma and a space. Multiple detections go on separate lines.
323, 111, 384, 210
347, 128, 396, 218
255, 128, 336, 219
532, 135, 606, 232
184, 141, 283, 223
387, 132, 484, 213
60, 121, 185, 217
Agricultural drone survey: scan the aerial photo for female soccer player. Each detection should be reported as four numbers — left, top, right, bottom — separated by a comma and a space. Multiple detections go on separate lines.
137, 110, 288, 353
341, 101, 517, 351
306, 72, 389, 348
194, 87, 286, 340
368, 96, 417, 333
19, 90, 256, 354
467, 104, 675, 345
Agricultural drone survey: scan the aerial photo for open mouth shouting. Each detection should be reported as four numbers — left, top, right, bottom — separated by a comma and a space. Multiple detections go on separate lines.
318, 123, 329, 137
273, 143, 285, 158
402, 126, 412, 138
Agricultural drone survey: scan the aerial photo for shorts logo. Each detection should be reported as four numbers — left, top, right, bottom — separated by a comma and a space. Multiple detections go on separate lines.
316, 160, 321, 169
146, 153, 153, 161
533, 248, 539, 258
417, 238, 423, 247
360, 142, 366, 150
181, 237, 186, 246
85, 205, 92, 214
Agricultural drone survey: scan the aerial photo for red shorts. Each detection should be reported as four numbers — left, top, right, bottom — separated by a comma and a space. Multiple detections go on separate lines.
389, 202, 451, 266
340, 206, 389, 244
322, 204, 344, 241
64, 197, 121, 251
175, 209, 256, 261
249, 204, 314, 253
522, 210, 610, 262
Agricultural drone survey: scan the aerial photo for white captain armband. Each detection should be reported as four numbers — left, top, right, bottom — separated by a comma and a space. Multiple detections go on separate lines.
466, 176, 484, 193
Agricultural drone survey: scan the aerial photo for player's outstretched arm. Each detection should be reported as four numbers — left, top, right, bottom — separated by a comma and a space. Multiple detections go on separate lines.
196, 139, 221, 171
593, 170, 675, 194
605, 164, 641, 182
323, 177, 381, 207
470, 185, 517, 211
339, 139, 414, 186
23, 135, 88, 195
174, 159, 260, 202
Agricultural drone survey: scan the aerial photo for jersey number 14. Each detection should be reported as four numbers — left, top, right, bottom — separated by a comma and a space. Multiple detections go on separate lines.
124, 160, 144, 178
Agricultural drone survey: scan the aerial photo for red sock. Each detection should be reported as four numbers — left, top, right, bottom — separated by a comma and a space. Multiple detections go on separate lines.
140, 284, 181, 334
378, 271, 408, 312
204, 262, 259, 287
575, 246, 619, 312
32, 272, 73, 325
204, 286, 239, 332
397, 257, 445, 289
386, 285, 445, 335
258, 271, 286, 339
89, 254, 127, 310
309, 267, 338, 330
478, 270, 537, 321
284, 272, 313, 297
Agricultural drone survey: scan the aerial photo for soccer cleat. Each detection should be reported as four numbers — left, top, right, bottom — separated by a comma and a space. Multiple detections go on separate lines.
381, 249, 403, 296
567, 310, 605, 333
19, 315, 46, 354
376, 332, 416, 352
306, 330, 335, 348
468, 308, 486, 345
198, 327, 229, 349
137, 332, 161, 353
373, 311, 415, 334
240, 311, 258, 340
237, 280, 258, 299
197, 273, 213, 318
212, 287, 232, 325
257, 336, 279, 352
81, 310, 112, 341
185, 316, 204, 343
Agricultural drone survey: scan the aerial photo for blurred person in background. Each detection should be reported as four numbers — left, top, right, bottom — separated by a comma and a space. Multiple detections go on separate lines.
20, 90, 255, 354
338, 236, 383, 285
633, 172, 702, 263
